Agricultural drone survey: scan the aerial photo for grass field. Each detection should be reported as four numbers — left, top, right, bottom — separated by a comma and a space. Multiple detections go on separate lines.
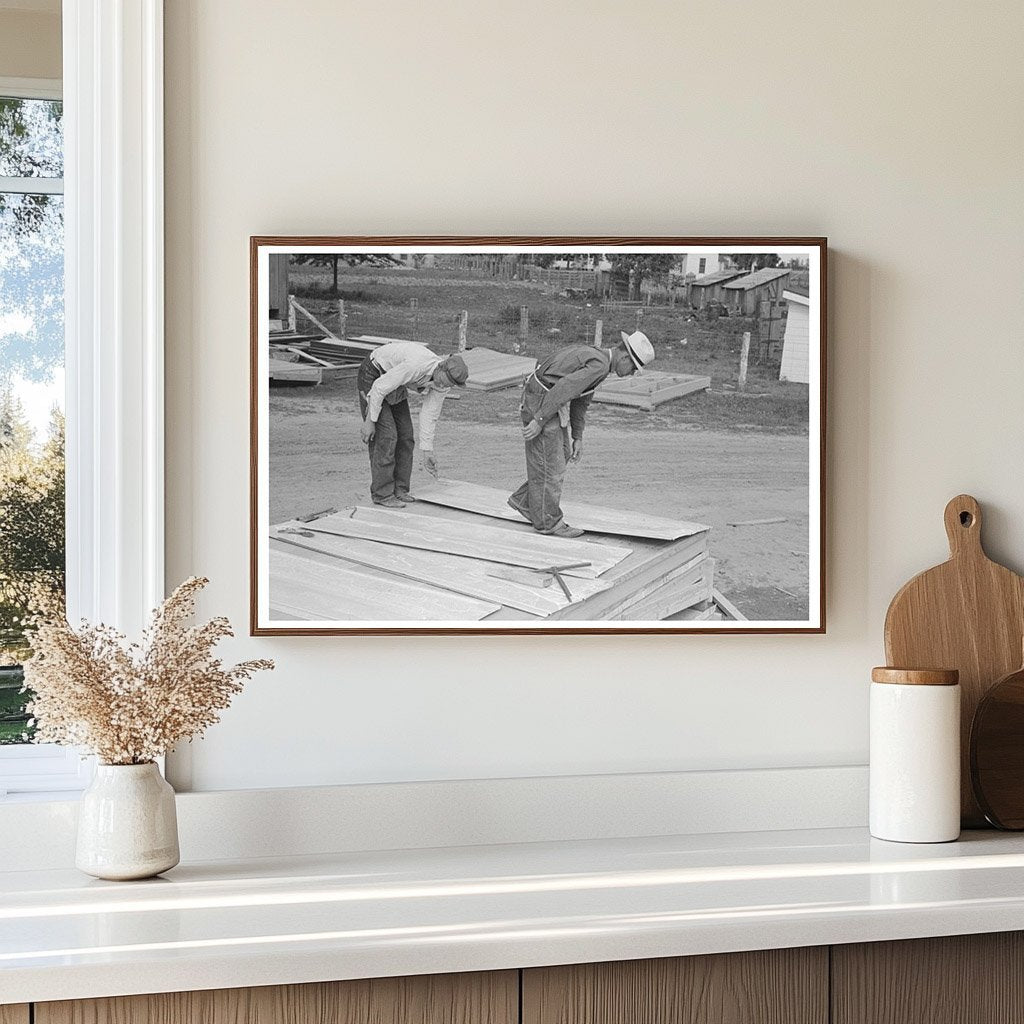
290, 266, 808, 434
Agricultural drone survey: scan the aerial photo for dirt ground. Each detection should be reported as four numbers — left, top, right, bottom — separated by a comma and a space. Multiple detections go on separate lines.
269, 381, 811, 621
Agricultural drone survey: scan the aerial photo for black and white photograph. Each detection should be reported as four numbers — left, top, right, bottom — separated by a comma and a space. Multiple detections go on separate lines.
251, 239, 825, 634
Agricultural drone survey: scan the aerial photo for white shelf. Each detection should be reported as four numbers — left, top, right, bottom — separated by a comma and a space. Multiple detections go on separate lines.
5, 826, 1024, 1004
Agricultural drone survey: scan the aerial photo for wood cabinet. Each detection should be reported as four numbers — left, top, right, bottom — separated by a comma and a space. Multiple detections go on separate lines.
832, 932, 1024, 1024
13, 933, 1024, 1024
522, 948, 828, 1024
34, 972, 517, 1024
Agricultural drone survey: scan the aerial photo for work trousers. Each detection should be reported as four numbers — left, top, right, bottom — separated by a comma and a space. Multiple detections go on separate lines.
357, 357, 414, 503
508, 380, 571, 534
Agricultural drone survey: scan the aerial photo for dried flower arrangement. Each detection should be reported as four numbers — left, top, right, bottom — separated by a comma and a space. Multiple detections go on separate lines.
23, 577, 273, 765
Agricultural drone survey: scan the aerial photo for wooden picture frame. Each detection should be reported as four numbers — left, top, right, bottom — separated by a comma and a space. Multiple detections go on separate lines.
250, 237, 826, 635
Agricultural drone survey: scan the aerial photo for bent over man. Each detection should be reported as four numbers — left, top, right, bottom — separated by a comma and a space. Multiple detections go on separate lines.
508, 330, 655, 538
358, 342, 468, 508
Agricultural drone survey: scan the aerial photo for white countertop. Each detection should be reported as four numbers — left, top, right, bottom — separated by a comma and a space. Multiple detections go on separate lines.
4, 826, 1024, 1004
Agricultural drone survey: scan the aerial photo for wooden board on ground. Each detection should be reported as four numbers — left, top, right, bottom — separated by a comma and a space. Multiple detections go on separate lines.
268, 358, 321, 385
414, 479, 710, 541
269, 548, 499, 621
462, 347, 537, 392
270, 529, 612, 616
593, 371, 711, 411
286, 506, 630, 579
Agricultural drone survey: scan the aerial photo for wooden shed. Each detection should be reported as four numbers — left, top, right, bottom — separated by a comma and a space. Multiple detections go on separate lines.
779, 289, 811, 384
269, 254, 290, 323
721, 267, 791, 316
685, 268, 744, 307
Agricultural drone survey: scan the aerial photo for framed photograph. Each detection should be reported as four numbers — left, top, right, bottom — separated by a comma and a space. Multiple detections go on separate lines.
250, 237, 826, 635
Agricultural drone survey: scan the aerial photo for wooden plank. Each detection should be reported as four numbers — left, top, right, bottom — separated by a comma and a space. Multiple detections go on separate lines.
269, 548, 499, 621
284, 507, 630, 579
414, 479, 710, 541
270, 531, 611, 616
461, 346, 537, 391
607, 553, 710, 619
615, 557, 714, 621
0, 1007, 29, 1024
551, 532, 708, 621
832, 933, 1024, 1024
713, 588, 748, 621
593, 371, 711, 411
38, 971, 518, 1024
523, 949, 828, 1024
268, 358, 321, 384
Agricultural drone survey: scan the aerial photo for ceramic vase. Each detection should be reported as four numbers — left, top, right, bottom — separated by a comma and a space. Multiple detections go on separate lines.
76, 762, 180, 880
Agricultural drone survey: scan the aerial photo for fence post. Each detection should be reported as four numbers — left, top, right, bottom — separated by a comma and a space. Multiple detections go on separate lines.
287, 295, 297, 333
410, 297, 418, 341
635, 307, 644, 330
517, 305, 529, 354
738, 331, 750, 390
458, 310, 468, 351
337, 299, 347, 339
593, 318, 603, 348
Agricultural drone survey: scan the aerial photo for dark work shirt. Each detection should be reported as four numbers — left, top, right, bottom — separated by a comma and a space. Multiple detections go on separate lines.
532, 346, 611, 440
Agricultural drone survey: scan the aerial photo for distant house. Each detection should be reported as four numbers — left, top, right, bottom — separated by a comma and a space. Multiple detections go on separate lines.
779, 290, 810, 384
686, 268, 744, 307
721, 267, 791, 316
673, 253, 721, 279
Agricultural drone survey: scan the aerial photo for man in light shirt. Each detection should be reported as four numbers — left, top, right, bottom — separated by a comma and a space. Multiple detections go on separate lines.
357, 342, 469, 508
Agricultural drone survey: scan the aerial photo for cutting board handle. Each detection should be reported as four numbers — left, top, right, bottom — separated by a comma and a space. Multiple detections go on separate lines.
944, 494, 983, 559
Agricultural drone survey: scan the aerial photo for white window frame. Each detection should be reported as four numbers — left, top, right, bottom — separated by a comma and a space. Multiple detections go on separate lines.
0, 0, 164, 797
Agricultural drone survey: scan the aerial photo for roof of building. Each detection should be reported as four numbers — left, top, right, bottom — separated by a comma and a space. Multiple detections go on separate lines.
723, 267, 792, 290
783, 289, 810, 305
689, 269, 744, 287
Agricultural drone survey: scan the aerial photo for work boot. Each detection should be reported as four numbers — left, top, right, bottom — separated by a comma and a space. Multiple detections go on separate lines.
373, 496, 407, 509
395, 492, 416, 503
547, 522, 584, 539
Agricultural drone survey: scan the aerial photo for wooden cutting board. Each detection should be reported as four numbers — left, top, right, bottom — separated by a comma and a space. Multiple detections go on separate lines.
884, 494, 1024, 826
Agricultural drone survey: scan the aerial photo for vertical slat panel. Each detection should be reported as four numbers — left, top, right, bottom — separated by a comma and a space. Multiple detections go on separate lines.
523, 949, 827, 1024
832, 932, 1024, 1024
36, 971, 517, 1024
0, 1006, 30, 1024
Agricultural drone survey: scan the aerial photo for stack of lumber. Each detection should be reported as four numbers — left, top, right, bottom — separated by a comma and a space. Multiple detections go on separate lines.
308, 335, 426, 365
268, 358, 321, 385
593, 371, 711, 412
268, 480, 723, 624
461, 347, 537, 392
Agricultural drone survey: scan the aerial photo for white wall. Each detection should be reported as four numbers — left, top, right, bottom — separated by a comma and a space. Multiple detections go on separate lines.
0, 7, 61, 80
164, 0, 1024, 792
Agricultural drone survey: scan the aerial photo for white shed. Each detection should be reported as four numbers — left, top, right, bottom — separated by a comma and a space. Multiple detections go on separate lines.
779, 290, 810, 384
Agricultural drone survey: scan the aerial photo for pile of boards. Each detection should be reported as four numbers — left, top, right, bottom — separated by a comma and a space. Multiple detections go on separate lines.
461, 347, 538, 391
306, 334, 424, 366
268, 479, 737, 624
593, 371, 711, 411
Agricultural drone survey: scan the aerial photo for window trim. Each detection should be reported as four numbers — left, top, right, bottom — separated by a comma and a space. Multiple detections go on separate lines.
0, 0, 166, 796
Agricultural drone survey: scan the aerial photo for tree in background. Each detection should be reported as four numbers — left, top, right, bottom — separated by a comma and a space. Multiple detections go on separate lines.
0, 393, 65, 667
609, 254, 676, 300
728, 253, 782, 272
290, 252, 403, 295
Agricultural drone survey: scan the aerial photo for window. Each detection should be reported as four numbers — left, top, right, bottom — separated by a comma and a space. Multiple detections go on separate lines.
0, 79, 81, 795
698, 257, 707, 274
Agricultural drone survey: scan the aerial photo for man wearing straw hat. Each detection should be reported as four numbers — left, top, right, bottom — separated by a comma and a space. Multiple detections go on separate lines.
508, 330, 655, 538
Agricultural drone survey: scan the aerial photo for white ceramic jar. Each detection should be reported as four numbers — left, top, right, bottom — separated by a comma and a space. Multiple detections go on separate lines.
76, 762, 180, 880
870, 667, 961, 843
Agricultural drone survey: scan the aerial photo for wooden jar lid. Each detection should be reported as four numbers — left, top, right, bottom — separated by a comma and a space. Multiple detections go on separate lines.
871, 667, 960, 686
